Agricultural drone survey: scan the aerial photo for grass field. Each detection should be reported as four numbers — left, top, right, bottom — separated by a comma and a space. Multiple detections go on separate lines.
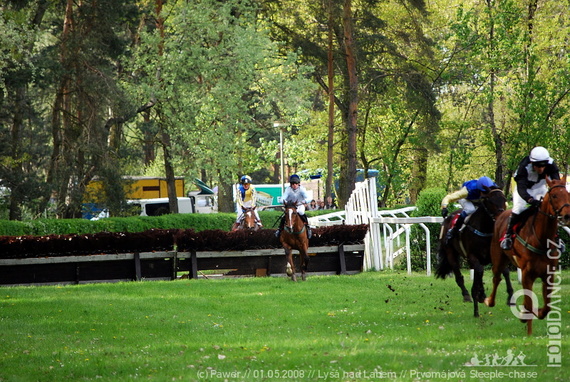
1, 270, 568, 381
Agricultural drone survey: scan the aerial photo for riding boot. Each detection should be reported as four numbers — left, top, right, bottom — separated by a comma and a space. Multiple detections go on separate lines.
300, 214, 312, 239
500, 213, 520, 250
274, 217, 285, 237
446, 212, 465, 243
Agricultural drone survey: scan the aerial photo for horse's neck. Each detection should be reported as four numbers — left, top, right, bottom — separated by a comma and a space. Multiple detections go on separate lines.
523, 206, 558, 242
469, 208, 493, 229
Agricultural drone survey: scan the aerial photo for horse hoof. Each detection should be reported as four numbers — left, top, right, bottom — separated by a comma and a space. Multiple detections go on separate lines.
463, 295, 473, 303
484, 297, 494, 307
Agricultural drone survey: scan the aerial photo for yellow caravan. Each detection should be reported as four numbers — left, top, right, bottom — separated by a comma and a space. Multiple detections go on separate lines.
85, 176, 185, 201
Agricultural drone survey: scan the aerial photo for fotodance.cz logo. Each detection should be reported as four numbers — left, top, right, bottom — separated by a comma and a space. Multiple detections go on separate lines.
507, 238, 563, 368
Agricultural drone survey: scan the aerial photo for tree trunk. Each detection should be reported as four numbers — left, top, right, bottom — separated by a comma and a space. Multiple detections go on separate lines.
409, 147, 427, 204
325, 0, 335, 201
338, 0, 358, 208
8, 86, 25, 220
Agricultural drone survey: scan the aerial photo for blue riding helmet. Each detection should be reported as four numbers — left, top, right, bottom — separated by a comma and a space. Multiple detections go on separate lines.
240, 175, 251, 184
289, 174, 300, 184
476, 176, 495, 191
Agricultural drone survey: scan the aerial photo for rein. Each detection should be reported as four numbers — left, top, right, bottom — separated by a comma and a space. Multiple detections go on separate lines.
479, 188, 505, 223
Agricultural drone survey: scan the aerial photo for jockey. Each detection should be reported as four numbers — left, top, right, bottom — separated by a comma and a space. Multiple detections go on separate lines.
275, 174, 312, 238
441, 176, 498, 242
234, 175, 262, 229
500, 146, 560, 250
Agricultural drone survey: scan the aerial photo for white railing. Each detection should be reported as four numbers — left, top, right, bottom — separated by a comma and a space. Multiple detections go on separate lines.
344, 178, 443, 275
308, 211, 346, 227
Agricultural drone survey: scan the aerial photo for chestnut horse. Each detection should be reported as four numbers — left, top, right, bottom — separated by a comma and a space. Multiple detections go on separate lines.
435, 187, 507, 317
280, 202, 310, 281
485, 177, 570, 335
233, 207, 259, 231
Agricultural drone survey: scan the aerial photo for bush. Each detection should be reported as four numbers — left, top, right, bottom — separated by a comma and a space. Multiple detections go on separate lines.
406, 187, 447, 272
0, 209, 289, 237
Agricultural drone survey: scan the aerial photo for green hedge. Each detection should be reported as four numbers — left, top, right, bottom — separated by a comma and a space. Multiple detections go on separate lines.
0, 211, 289, 237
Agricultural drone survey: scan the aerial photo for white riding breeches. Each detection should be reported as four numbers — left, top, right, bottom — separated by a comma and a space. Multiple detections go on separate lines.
458, 199, 476, 215
512, 183, 547, 215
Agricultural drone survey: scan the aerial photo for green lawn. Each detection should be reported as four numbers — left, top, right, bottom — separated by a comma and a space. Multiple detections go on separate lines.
1, 270, 568, 381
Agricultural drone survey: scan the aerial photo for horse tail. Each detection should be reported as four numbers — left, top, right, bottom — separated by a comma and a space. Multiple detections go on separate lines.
434, 242, 453, 279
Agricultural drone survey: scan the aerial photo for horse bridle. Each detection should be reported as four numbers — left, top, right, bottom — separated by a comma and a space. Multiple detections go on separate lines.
538, 184, 570, 220
479, 188, 505, 223
459, 189, 505, 239
284, 206, 306, 235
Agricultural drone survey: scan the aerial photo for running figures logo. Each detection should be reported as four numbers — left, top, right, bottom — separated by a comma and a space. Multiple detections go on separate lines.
465, 350, 536, 367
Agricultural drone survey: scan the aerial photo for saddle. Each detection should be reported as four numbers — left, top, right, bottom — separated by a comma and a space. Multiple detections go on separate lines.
448, 212, 472, 231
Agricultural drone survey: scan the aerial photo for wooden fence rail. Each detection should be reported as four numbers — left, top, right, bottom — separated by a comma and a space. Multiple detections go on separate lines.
0, 244, 364, 286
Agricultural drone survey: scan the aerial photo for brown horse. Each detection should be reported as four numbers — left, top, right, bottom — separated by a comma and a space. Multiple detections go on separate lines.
485, 177, 570, 335
435, 187, 507, 317
280, 202, 310, 281
233, 207, 259, 231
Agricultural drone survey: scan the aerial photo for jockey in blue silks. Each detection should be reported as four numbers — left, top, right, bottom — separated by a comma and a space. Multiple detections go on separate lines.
441, 176, 498, 243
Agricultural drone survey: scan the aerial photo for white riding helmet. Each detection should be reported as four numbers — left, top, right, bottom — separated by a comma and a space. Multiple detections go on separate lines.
529, 146, 551, 163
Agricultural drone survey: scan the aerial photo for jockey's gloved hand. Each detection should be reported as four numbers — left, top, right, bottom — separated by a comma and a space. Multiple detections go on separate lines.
441, 207, 448, 218
528, 198, 541, 208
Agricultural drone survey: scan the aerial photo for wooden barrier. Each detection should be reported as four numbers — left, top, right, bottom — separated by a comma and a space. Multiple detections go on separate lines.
0, 244, 364, 286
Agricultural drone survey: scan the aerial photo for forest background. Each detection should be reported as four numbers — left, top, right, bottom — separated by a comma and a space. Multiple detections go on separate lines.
1, 0, 569, 221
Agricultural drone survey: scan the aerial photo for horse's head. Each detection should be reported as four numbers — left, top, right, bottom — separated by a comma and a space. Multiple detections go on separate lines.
544, 176, 570, 226
283, 202, 302, 229
480, 186, 507, 219
240, 207, 256, 230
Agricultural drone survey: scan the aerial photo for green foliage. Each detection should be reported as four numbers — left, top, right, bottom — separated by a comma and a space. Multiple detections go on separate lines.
413, 187, 447, 217
405, 187, 447, 271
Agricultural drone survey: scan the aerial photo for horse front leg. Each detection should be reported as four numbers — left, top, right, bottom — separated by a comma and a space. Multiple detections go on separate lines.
284, 247, 296, 282
484, 247, 507, 308
538, 274, 551, 319
470, 263, 485, 318
299, 249, 309, 281
519, 268, 537, 335
484, 264, 503, 308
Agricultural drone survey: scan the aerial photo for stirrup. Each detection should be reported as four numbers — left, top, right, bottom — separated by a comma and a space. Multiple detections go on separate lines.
274, 229, 280, 238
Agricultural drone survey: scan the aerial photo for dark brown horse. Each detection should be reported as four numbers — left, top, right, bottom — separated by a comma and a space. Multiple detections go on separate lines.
435, 187, 507, 317
485, 177, 570, 335
280, 202, 310, 281
232, 207, 259, 231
